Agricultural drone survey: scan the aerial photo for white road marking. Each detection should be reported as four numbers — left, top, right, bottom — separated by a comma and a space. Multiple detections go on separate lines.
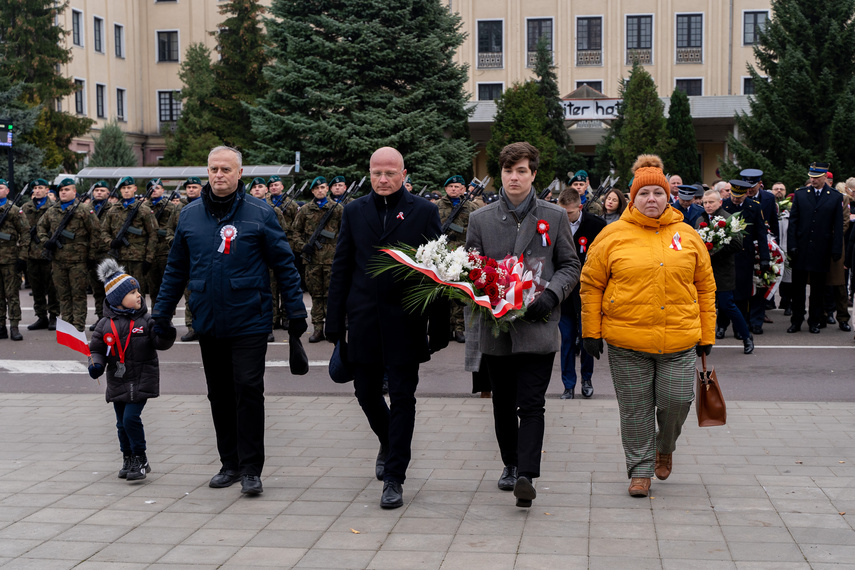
0, 360, 89, 374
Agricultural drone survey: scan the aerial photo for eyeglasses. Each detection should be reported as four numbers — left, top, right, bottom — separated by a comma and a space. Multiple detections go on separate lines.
369, 170, 402, 179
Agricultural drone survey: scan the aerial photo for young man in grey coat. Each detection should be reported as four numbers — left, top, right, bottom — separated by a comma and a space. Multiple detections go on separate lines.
466, 142, 580, 508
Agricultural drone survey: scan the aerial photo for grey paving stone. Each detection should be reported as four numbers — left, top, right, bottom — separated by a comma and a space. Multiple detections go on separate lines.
367, 549, 445, 570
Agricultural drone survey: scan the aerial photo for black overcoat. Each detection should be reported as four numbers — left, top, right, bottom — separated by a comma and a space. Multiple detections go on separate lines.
748, 188, 780, 240
694, 207, 742, 292
786, 184, 843, 273
722, 198, 769, 299
563, 211, 606, 316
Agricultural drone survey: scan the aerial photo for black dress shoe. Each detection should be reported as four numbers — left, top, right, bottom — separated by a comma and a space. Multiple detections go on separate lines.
743, 335, 754, 355
241, 474, 263, 495
809, 324, 821, 334
827, 315, 836, 325
560, 389, 574, 400
209, 468, 241, 488
375, 445, 387, 481
580, 379, 593, 398
380, 481, 403, 509
513, 476, 536, 508
750, 325, 764, 335
497, 465, 517, 491
28, 316, 48, 330
715, 327, 725, 340
784, 307, 793, 316
818, 321, 827, 329
453, 330, 465, 343
786, 324, 801, 333
839, 322, 852, 332
267, 333, 275, 343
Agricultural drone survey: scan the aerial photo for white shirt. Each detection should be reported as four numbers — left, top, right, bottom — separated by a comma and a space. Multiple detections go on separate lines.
569, 215, 582, 237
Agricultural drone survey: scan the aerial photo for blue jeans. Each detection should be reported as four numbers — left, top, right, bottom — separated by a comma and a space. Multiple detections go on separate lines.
558, 311, 593, 391
716, 290, 750, 339
114, 401, 147, 456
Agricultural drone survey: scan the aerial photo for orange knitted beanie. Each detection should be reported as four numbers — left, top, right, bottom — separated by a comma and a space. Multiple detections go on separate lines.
629, 155, 670, 202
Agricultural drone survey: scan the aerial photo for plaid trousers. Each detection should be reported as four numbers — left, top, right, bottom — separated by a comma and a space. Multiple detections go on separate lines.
607, 345, 696, 478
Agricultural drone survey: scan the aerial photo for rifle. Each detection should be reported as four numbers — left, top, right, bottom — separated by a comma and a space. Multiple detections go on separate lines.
151, 189, 175, 239
584, 175, 619, 213
95, 179, 123, 220
418, 185, 429, 197
42, 194, 83, 260
279, 180, 308, 212
0, 183, 30, 242
109, 184, 156, 258
302, 176, 366, 264
538, 178, 560, 201
441, 176, 491, 235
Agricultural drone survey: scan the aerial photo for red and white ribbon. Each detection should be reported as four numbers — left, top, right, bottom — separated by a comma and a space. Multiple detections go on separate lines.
218, 225, 238, 254
578, 236, 587, 254
669, 232, 682, 251
536, 220, 551, 247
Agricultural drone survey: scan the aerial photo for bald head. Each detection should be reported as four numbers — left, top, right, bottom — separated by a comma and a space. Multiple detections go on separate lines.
369, 147, 407, 196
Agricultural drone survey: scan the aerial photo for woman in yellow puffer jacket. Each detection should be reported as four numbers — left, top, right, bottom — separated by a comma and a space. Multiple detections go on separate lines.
580, 155, 716, 498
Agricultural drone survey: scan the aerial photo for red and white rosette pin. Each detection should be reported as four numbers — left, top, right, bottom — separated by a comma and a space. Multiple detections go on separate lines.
103, 332, 116, 356
578, 236, 588, 254
669, 232, 682, 251
536, 219, 551, 247
218, 225, 238, 254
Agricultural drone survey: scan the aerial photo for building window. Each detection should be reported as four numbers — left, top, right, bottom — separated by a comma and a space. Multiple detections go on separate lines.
526, 18, 552, 68
158, 91, 182, 127
477, 20, 503, 69
576, 17, 602, 66
478, 83, 503, 101
74, 80, 85, 115
117, 88, 126, 121
72, 10, 83, 46
676, 14, 702, 63
744, 11, 769, 45
576, 80, 603, 93
93, 17, 104, 53
157, 31, 179, 62
95, 84, 105, 118
115, 24, 124, 58
676, 79, 702, 96
743, 77, 755, 95
626, 15, 652, 65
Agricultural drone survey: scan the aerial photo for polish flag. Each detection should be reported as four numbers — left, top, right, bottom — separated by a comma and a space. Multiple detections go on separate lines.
56, 317, 91, 356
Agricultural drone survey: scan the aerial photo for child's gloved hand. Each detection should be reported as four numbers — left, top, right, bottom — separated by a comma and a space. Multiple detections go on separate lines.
88, 363, 104, 379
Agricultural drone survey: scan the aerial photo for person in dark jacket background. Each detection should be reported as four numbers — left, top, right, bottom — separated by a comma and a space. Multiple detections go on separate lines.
89, 259, 175, 482
152, 146, 308, 496
326, 147, 449, 510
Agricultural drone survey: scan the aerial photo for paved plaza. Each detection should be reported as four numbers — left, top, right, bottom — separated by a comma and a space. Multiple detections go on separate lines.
0, 393, 853, 569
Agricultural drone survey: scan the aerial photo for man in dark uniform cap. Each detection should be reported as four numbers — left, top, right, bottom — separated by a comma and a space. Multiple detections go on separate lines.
674, 184, 705, 227
330, 176, 348, 202
787, 162, 844, 333
740, 169, 777, 333
717, 179, 769, 340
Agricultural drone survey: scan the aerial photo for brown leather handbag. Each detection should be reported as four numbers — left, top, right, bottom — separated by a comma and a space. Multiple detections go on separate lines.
696, 353, 726, 426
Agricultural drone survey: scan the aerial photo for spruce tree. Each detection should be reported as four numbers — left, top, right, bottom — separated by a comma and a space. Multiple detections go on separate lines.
162, 43, 221, 166
0, 79, 54, 187
89, 121, 137, 168
724, 0, 855, 188
250, 0, 474, 189
596, 62, 672, 185
207, 0, 269, 152
665, 88, 701, 183
532, 36, 586, 182
0, 0, 93, 171
485, 82, 556, 183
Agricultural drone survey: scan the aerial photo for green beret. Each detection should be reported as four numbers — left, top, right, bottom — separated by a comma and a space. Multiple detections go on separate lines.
309, 176, 328, 191
184, 177, 202, 186
0, 179, 7, 187
267, 175, 281, 185
251, 177, 266, 187
57, 178, 76, 189
91, 180, 109, 190
32, 178, 49, 187
569, 170, 588, 184
330, 176, 346, 185
118, 176, 135, 188
444, 175, 465, 187
146, 178, 162, 190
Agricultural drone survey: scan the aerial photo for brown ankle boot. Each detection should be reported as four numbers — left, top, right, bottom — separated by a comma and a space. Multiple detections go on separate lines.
628, 477, 651, 497
655, 451, 672, 480
308, 329, 325, 343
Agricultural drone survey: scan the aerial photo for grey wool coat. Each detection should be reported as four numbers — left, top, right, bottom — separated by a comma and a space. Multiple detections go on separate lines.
466, 194, 581, 355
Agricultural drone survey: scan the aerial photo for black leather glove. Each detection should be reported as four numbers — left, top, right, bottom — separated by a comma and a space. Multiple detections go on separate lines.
582, 337, 603, 360
43, 240, 58, 252
110, 238, 123, 251
152, 317, 174, 337
88, 363, 104, 379
16, 259, 27, 273
142, 261, 152, 275
288, 317, 308, 338
525, 289, 559, 322
696, 344, 713, 357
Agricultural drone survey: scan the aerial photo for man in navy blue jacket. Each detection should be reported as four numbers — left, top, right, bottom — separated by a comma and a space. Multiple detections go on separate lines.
326, 147, 449, 510
152, 146, 307, 496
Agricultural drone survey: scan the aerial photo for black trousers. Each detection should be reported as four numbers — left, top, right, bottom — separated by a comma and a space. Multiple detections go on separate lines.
483, 352, 555, 480
352, 362, 419, 485
199, 333, 269, 476
791, 269, 827, 327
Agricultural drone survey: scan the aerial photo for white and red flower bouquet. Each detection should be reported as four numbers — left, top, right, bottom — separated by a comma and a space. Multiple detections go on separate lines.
695, 212, 748, 253
753, 235, 785, 299
369, 235, 546, 335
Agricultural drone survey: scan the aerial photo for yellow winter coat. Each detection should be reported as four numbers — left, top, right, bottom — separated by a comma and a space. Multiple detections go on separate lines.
580, 203, 716, 354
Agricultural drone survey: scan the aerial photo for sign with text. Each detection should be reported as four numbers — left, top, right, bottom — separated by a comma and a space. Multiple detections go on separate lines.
561, 99, 622, 120
0, 122, 11, 148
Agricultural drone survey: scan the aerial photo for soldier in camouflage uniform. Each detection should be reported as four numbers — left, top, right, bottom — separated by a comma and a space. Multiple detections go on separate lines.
437, 175, 477, 343
103, 177, 158, 296
176, 177, 203, 342
37, 179, 106, 332
0, 179, 30, 341
86, 181, 113, 327
291, 176, 342, 342
145, 179, 177, 307
569, 170, 603, 216
267, 175, 299, 330
22, 178, 60, 330
329, 175, 348, 202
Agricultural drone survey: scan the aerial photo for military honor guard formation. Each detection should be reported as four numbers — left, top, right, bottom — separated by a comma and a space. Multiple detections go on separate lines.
0, 143, 853, 509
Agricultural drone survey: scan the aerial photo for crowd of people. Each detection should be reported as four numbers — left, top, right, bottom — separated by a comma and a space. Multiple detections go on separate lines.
0, 143, 852, 509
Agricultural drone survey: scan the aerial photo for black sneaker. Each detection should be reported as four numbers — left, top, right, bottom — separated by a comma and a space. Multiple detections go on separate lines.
118, 455, 131, 479
241, 474, 263, 495
126, 455, 150, 481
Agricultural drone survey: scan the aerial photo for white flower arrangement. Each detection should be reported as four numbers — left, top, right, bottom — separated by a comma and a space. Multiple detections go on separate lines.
414, 235, 476, 282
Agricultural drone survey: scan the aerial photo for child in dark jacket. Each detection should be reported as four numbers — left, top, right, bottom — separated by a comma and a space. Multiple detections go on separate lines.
89, 259, 175, 481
